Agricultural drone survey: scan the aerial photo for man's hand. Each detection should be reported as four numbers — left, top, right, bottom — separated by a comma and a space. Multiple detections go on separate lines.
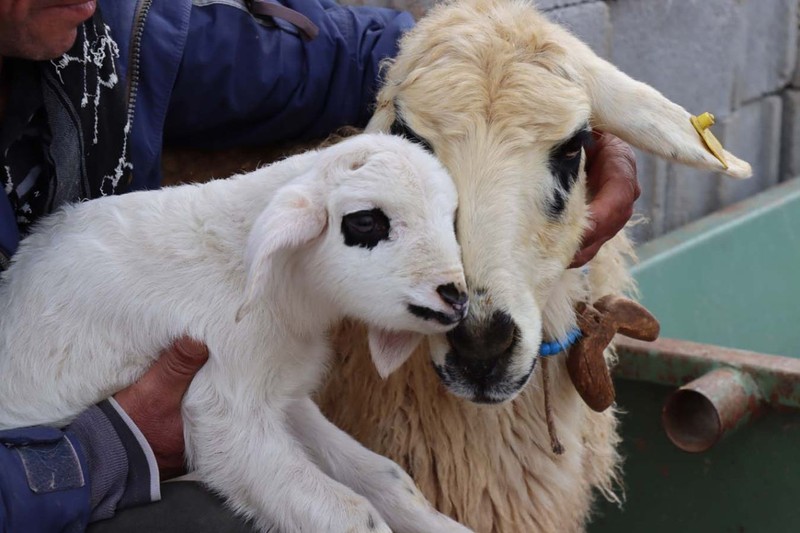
114, 337, 209, 479
570, 132, 640, 268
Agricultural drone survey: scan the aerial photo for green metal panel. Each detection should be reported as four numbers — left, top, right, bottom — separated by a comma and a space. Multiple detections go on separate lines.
631, 178, 800, 357
589, 179, 800, 533
590, 381, 800, 533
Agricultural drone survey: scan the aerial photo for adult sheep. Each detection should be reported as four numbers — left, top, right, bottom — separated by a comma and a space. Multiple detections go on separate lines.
315, 1, 752, 532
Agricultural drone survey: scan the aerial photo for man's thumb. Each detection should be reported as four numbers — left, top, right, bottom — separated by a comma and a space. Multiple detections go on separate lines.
156, 336, 209, 395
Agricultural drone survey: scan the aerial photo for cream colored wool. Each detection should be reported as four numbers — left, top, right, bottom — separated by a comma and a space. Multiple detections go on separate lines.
319, 242, 633, 533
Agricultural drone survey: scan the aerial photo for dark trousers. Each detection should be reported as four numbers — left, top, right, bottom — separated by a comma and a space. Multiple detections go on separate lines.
87, 482, 259, 533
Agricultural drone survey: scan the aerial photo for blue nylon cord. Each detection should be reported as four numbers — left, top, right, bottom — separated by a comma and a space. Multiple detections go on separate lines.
538, 327, 582, 357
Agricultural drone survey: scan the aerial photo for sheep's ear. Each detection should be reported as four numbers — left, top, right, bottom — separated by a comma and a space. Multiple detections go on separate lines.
367, 328, 424, 379
236, 178, 326, 322
365, 95, 397, 133
555, 28, 751, 179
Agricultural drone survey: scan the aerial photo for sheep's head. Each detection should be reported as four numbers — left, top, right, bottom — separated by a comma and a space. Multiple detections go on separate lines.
238, 133, 466, 378
367, 0, 752, 403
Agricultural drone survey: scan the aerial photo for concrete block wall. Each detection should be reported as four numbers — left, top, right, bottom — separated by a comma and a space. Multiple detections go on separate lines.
342, 0, 800, 243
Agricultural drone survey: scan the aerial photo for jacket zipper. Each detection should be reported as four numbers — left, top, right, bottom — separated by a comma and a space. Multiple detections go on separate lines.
123, 0, 153, 186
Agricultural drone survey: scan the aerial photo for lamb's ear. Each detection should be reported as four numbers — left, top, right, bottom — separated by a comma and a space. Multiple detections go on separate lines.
367, 328, 424, 379
236, 178, 326, 322
554, 27, 751, 179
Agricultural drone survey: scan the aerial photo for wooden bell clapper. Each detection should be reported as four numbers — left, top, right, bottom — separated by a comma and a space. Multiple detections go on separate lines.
541, 295, 660, 455
569, 295, 660, 412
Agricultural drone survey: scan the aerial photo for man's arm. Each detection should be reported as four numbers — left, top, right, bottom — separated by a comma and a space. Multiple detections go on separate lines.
0, 426, 91, 532
0, 338, 208, 531
163, 1, 414, 150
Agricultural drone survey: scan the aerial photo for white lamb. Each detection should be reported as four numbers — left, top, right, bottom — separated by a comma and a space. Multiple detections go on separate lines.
0, 133, 473, 533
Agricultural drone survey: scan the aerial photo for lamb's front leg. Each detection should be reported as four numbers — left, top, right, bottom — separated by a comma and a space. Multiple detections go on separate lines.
288, 398, 473, 533
186, 402, 391, 533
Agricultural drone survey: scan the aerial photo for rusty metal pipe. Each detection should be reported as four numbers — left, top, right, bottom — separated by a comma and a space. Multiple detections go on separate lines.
613, 336, 800, 409
613, 336, 800, 452
661, 368, 763, 453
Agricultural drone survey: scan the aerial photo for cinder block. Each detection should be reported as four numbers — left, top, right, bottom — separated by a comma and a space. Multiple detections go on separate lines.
794, 47, 800, 87
340, 1, 599, 21
608, 0, 745, 118
632, 98, 774, 239
661, 165, 720, 235
629, 150, 669, 244
794, 52, 800, 88
781, 90, 800, 180
737, 0, 797, 102
545, 2, 612, 59
791, 7, 800, 87
535, 0, 593, 11
717, 96, 783, 206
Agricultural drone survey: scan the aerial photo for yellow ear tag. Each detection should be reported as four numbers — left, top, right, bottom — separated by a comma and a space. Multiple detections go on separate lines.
690, 112, 728, 169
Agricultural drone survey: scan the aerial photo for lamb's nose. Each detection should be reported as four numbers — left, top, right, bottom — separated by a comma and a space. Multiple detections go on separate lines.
437, 283, 468, 313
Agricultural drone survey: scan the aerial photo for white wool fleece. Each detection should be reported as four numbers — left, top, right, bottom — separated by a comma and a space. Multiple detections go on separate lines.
0, 133, 473, 533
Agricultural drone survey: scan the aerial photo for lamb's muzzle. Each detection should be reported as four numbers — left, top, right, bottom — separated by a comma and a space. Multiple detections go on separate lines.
407, 281, 469, 327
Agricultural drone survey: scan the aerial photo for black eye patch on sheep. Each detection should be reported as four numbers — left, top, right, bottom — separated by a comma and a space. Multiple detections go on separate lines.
341, 209, 391, 249
547, 127, 591, 217
390, 112, 434, 154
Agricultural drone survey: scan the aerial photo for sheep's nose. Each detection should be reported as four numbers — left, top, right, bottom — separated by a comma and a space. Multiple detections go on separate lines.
437, 283, 468, 314
446, 310, 517, 361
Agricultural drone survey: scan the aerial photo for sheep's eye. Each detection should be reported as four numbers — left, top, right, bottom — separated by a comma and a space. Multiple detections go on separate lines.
341, 209, 391, 249
547, 127, 590, 217
558, 130, 589, 161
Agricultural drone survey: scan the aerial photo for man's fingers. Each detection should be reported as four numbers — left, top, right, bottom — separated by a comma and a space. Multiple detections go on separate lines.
571, 190, 634, 268
111, 336, 208, 478
161, 337, 209, 380
570, 132, 639, 268
151, 336, 209, 399
570, 239, 605, 269
589, 186, 635, 239
116, 336, 208, 408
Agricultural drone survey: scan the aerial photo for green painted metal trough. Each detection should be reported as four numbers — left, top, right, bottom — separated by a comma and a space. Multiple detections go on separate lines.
590, 178, 800, 533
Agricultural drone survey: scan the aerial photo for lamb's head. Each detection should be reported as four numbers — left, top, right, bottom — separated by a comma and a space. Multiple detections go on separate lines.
238, 133, 466, 378
367, 0, 752, 403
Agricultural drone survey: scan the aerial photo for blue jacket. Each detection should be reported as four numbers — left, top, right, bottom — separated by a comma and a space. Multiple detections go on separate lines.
0, 1, 412, 530
0, 0, 412, 264
0, 427, 90, 533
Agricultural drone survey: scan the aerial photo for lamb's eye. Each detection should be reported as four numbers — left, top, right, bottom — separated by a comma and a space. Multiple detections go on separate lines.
349, 214, 377, 233
341, 209, 391, 249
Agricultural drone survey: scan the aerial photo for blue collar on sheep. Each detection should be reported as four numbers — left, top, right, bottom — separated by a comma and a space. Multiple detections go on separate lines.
539, 327, 582, 357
